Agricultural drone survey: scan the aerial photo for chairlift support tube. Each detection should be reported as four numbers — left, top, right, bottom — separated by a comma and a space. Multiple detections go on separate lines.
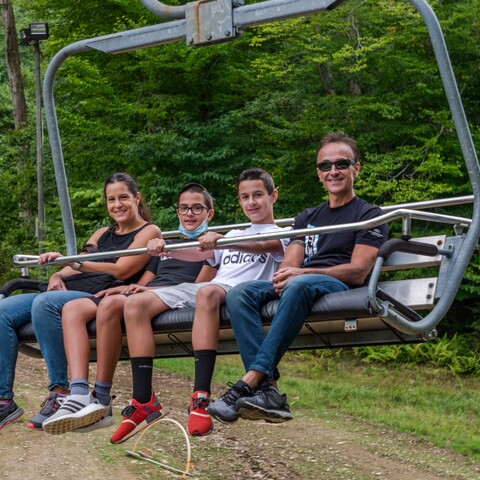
140, 0, 186, 19
42, 0, 480, 336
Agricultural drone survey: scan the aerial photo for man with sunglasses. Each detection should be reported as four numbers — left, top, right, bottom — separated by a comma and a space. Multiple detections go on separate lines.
207, 131, 388, 424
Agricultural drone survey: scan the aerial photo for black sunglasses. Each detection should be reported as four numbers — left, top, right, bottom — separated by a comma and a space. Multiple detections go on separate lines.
317, 159, 356, 172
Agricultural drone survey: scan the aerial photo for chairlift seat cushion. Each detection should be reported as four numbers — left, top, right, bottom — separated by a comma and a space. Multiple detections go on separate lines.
15, 281, 424, 346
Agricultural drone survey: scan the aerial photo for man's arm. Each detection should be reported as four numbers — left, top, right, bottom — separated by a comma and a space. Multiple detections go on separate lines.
300, 244, 378, 285
273, 242, 378, 293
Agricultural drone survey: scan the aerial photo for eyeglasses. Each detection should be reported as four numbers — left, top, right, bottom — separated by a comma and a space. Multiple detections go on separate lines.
316, 159, 356, 172
177, 204, 208, 215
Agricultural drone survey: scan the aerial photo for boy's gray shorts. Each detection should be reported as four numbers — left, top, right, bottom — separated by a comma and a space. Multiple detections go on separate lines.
151, 282, 232, 310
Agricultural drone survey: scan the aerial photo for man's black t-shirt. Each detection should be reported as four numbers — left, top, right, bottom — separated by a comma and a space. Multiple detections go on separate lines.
291, 196, 387, 285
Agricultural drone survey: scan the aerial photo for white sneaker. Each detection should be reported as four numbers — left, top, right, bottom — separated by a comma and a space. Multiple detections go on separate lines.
42, 393, 105, 435
74, 402, 115, 433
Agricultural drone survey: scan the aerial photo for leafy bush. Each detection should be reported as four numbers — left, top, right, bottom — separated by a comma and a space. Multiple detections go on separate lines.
353, 334, 480, 376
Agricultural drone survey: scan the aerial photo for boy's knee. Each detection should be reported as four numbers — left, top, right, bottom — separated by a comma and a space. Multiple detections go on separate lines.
196, 286, 222, 307
124, 293, 147, 314
100, 295, 124, 312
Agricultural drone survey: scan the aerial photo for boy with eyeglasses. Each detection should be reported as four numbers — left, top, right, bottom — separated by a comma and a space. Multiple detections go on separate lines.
207, 131, 388, 424
108, 168, 288, 443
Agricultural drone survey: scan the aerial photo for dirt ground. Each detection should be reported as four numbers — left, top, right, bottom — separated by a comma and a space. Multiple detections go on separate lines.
1, 354, 479, 480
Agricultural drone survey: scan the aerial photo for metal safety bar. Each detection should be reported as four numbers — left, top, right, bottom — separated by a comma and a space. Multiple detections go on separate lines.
12, 208, 471, 267
157, 194, 474, 239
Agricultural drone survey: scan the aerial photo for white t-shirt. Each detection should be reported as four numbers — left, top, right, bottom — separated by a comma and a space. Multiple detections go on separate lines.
208, 224, 288, 288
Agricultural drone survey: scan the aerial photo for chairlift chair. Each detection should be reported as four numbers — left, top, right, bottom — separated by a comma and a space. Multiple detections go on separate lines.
6, 0, 480, 358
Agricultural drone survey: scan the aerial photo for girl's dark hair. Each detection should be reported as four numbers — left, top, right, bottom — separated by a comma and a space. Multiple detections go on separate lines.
317, 131, 360, 161
177, 183, 214, 210
104, 172, 152, 222
236, 168, 275, 195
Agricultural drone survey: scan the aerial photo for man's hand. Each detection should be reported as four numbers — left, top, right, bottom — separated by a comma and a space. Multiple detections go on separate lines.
198, 232, 223, 251
147, 238, 167, 257
272, 266, 303, 294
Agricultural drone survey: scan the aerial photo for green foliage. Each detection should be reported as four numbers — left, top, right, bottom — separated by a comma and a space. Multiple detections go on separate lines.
353, 334, 480, 376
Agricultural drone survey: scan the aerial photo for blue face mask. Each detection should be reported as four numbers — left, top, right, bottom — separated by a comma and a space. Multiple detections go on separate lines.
178, 220, 209, 239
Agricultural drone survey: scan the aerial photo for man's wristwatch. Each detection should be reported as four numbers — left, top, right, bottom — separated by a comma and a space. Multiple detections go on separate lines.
72, 261, 83, 271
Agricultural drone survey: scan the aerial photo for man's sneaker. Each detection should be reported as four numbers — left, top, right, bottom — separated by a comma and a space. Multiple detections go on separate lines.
206, 380, 252, 424
187, 391, 213, 436
42, 393, 105, 435
110, 393, 163, 444
75, 401, 115, 433
0, 400, 23, 430
237, 384, 293, 423
27, 392, 67, 430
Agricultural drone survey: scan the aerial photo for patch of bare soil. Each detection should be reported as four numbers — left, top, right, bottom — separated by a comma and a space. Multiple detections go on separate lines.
1, 354, 479, 480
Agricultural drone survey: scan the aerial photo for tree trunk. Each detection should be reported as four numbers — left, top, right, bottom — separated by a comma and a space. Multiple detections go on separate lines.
1, 0, 28, 129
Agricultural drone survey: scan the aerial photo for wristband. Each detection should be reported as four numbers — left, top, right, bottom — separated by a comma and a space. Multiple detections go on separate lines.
72, 261, 83, 271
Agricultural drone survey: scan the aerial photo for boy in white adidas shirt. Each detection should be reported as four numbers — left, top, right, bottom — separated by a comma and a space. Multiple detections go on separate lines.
110, 168, 288, 443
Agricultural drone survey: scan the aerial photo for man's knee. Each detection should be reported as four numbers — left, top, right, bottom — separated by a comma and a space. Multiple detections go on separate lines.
227, 281, 268, 306
283, 274, 322, 293
226, 283, 249, 302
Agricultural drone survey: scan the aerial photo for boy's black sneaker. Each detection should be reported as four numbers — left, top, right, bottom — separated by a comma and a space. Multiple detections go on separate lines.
0, 400, 23, 430
237, 384, 293, 423
206, 380, 252, 423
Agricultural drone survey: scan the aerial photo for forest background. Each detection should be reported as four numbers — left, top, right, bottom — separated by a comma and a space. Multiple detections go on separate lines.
0, 0, 479, 341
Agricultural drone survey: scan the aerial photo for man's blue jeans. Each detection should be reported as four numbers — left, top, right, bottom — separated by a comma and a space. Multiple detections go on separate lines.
0, 290, 92, 399
226, 275, 350, 379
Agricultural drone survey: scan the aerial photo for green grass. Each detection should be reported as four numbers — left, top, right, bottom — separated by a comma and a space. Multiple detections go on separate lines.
154, 351, 480, 462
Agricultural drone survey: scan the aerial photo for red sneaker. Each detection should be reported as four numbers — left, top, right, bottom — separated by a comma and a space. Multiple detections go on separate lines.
187, 391, 213, 436
110, 393, 163, 444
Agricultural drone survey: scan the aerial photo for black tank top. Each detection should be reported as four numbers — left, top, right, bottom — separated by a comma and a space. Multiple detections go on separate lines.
90, 222, 151, 284
40, 223, 152, 294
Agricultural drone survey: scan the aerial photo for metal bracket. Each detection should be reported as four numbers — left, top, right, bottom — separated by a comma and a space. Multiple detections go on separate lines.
344, 319, 357, 332
422, 329, 437, 341
186, 0, 241, 46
